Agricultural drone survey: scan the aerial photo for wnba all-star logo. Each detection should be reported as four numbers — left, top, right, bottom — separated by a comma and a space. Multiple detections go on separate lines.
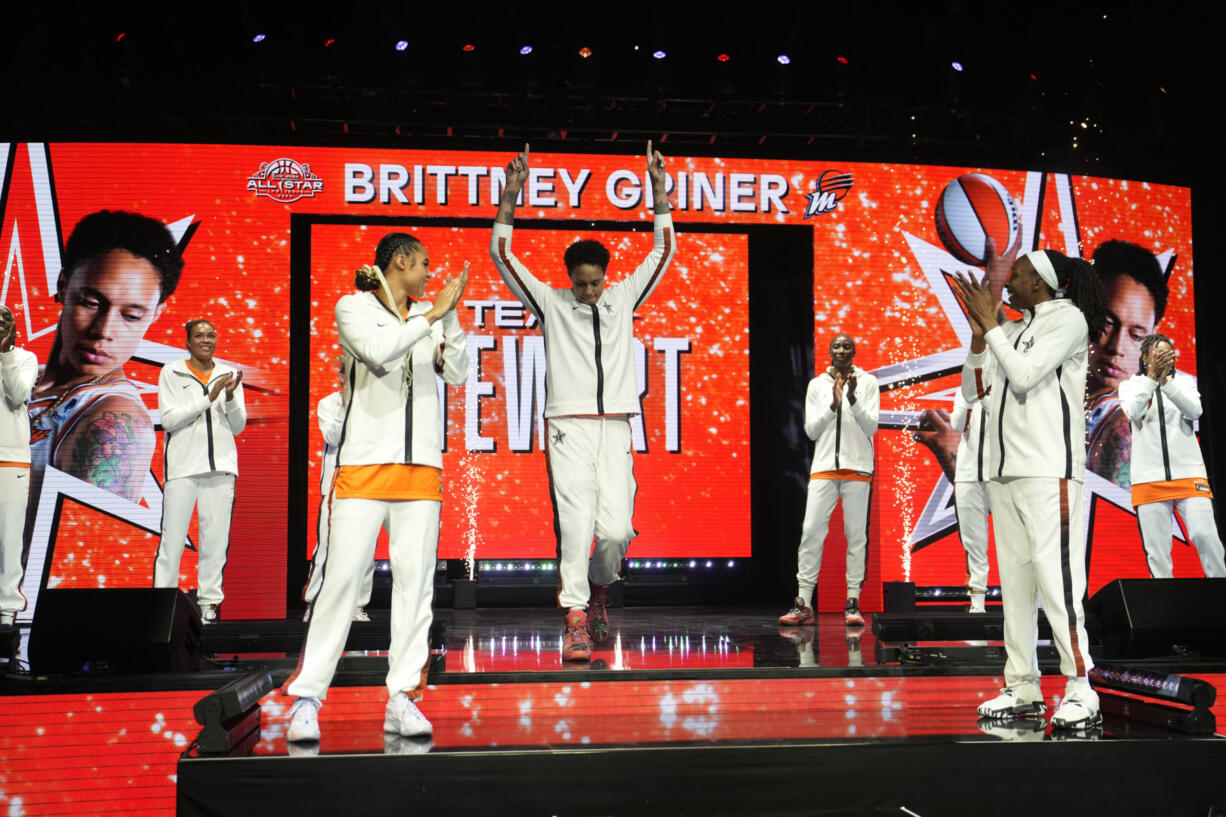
247, 158, 324, 203
803, 170, 854, 218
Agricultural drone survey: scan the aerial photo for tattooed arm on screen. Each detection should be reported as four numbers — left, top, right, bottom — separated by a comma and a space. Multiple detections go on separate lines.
55, 395, 155, 502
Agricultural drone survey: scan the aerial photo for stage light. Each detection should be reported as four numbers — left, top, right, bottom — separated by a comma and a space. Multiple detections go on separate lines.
652, 50, 666, 59
252, 34, 266, 43
463, 43, 475, 52
520, 45, 533, 55
727, 560, 735, 568
705, 560, 713, 568
837, 56, 848, 64
579, 47, 592, 59
324, 38, 335, 47
951, 61, 963, 72
776, 54, 791, 65
115, 32, 126, 42
193, 672, 273, 754
689, 560, 697, 568
395, 40, 408, 52
717, 53, 730, 63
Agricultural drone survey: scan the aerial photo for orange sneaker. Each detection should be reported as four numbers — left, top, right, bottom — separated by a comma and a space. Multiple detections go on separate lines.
588, 585, 611, 643
778, 597, 815, 625
562, 608, 592, 661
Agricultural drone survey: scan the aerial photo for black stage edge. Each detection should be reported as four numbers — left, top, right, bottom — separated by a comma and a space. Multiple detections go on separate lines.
178, 735, 1226, 817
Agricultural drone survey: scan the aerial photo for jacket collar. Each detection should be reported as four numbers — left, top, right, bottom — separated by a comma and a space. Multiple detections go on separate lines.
169, 357, 233, 381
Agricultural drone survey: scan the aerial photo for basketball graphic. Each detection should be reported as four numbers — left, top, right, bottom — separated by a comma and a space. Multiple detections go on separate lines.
934, 173, 1020, 265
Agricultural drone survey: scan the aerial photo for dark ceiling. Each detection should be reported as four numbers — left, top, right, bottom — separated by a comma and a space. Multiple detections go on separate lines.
0, 3, 1216, 184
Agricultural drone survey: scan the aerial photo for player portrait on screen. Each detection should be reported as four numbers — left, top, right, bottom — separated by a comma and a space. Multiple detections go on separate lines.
915, 236, 1169, 491
24, 210, 182, 548
1084, 240, 1169, 488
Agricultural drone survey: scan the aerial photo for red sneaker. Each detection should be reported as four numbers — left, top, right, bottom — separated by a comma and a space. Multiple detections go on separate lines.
562, 609, 592, 661
778, 597, 815, 625
588, 585, 610, 643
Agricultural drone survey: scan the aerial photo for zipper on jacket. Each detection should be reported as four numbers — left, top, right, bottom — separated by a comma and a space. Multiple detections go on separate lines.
1157, 388, 1171, 480
833, 389, 842, 470
195, 376, 216, 471
1057, 364, 1071, 479
591, 305, 605, 415
996, 313, 1036, 478
976, 408, 986, 482
404, 349, 414, 463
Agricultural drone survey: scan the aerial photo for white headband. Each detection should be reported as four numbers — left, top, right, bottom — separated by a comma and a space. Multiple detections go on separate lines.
1024, 250, 1063, 296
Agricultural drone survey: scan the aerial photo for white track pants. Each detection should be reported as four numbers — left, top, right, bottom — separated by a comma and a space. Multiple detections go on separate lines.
795, 478, 871, 600
288, 498, 439, 699
955, 481, 991, 593
546, 416, 636, 611
304, 496, 375, 608
154, 472, 235, 607
0, 467, 30, 613
1137, 498, 1226, 579
989, 477, 1094, 686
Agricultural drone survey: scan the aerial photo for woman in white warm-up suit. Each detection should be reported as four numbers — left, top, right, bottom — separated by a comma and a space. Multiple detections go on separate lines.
1119, 334, 1226, 578
286, 233, 468, 744
0, 305, 38, 627
153, 319, 245, 624
953, 249, 1107, 731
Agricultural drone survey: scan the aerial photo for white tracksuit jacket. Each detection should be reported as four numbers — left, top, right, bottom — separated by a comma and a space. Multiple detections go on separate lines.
961, 299, 1089, 482
951, 391, 988, 484
804, 367, 879, 475
334, 292, 468, 467
158, 359, 246, 479
1118, 373, 1208, 485
489, 214, 676, 417
0, 349, 37, 461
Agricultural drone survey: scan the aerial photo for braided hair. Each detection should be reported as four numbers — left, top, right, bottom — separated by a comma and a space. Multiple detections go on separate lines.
355, 232, 423, 291
1137, 333, 1173, 377
1032, 249, 1108, 339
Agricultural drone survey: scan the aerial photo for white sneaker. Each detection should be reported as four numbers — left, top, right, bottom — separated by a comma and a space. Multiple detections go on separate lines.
200, 604, 218, 625
1051, 683, 1101, 730
287, 697, 322, 742
352, 608, 371, 623
977, 716, 1046, 742
977, 684, 1046, 717
0, 611, 15, 627
384, 692, 433, 737
969, 594, 986, 613
384, 734, 434, 755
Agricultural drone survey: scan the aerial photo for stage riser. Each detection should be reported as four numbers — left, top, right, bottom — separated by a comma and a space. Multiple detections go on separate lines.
873, 610, 1103, 643
178, 739, 1226, 817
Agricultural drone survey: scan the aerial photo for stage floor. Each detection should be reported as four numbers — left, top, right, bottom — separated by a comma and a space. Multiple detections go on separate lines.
5, 606, 1226, 816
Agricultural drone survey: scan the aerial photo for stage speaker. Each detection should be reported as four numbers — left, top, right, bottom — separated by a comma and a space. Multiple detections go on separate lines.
1087, 578, 1226, 659
29, 588, 202, 674
882, 581, 916, 613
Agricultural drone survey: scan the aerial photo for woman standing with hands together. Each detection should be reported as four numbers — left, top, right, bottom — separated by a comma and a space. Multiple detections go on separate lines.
952, 250, 1106, 731
153, 319, 245, 625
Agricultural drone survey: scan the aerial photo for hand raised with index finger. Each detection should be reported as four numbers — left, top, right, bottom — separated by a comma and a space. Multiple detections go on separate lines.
505, 143, 530, 189
646, 139, 666, 183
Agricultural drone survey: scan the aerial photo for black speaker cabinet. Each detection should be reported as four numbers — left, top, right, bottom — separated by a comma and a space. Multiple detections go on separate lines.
29, 588, 202, 673
1087, 578, 1226, 659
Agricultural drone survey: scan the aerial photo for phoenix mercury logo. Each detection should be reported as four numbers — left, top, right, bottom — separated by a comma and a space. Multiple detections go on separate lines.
247, 158, 323, 203
803, 170, 854, 217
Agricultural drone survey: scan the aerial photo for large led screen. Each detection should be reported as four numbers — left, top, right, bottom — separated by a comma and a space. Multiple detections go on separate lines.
0, 142, 1196, 618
